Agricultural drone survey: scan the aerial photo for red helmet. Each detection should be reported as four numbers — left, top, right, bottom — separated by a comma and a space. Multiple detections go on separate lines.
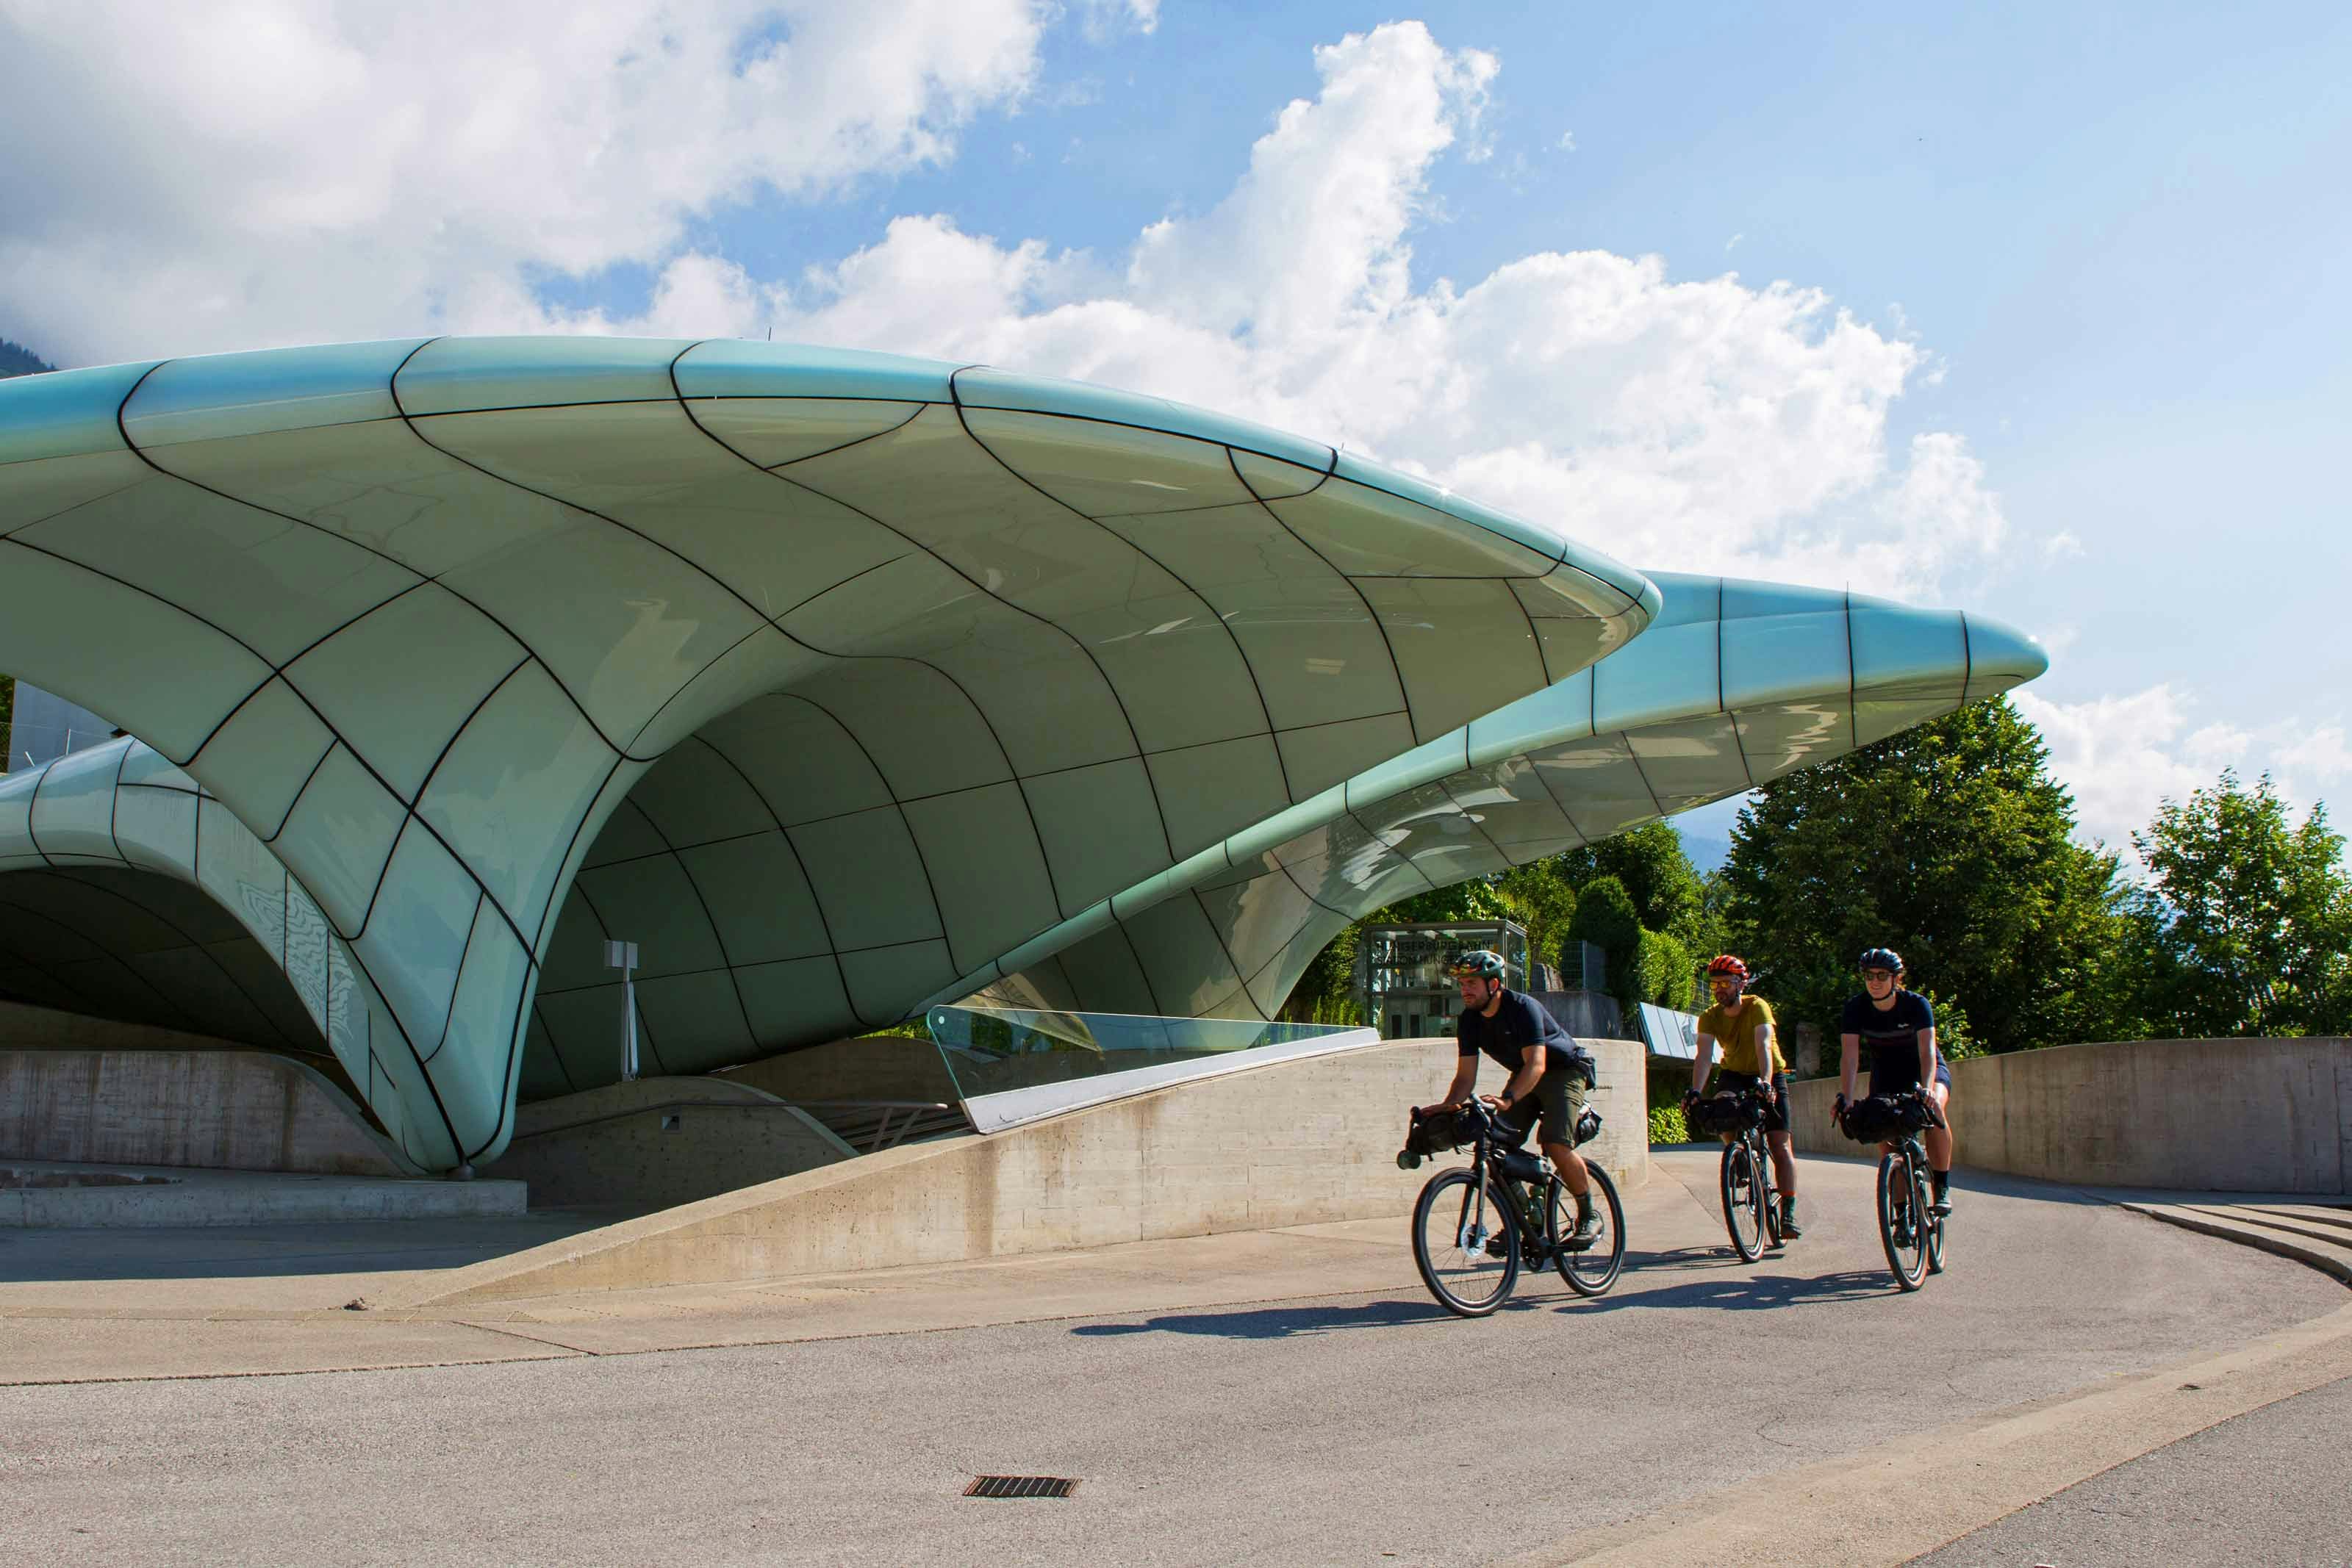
1705, 954, 1750, 982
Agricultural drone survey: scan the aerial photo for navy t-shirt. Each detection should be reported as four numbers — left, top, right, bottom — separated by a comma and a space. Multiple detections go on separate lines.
1457, 990, 1593, 1081
1841, 989, 1936, 1075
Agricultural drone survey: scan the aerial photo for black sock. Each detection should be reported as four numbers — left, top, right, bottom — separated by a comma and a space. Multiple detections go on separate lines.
1932, 1170, 1950, 1196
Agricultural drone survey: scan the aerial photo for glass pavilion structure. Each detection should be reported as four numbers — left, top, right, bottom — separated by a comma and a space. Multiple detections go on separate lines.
0, 338, 2046, 1173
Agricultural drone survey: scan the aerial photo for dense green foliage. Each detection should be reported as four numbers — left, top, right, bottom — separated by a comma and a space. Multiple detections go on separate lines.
1715, 698, 2137, 1065
2132, 772, 2352, 1037
1715, 698, 2352, 1069
1566, 875, 1641, 988
1646, 1102, 1690, 1146
1552, 823, 1706, 941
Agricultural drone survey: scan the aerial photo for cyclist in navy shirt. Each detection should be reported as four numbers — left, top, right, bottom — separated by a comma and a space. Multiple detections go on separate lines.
1416, 949, 1602, 1245
1838, 946, 1956, 1213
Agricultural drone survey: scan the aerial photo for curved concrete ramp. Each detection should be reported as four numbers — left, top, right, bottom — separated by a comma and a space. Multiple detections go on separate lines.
404, 1034, 1649, 1304
481, 1075, 856, 1212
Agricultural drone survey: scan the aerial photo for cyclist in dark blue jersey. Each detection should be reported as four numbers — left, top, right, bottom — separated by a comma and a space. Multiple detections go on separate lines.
1838, 947, 1955, 1214
1417, 949, 1603, 1245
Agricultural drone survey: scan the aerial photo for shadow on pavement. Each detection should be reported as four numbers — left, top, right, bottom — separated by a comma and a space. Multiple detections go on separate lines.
0, 1210, 612, 1285
1071, 1298, 1452, 1339
1565, 1266, 1892, 1313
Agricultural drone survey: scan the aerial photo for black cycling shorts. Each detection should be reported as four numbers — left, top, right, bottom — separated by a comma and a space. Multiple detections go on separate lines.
1868, 1049, 1952, 1097
1718, 1069, 1792, 1133
1499, 1067, 1588, 1147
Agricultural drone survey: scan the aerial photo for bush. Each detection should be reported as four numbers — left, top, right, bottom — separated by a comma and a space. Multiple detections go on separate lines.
1647, 1103, 1690, 1145
1630, 928, 1696, 1010
1919, 988, 1982, 1060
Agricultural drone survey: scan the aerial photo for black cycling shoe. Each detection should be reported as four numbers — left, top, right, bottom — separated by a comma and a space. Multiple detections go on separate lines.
1566, 1207, 1604, 1250
1777, 1201, 1803, 1239
1929, 1193, 1953, 1217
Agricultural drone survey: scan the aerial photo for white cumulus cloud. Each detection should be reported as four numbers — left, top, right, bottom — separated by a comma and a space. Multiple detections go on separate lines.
3, 13, 2009, 600
0, 0, 1052, 359
670, 23, 2005, 595
2016, 684, 2352, 857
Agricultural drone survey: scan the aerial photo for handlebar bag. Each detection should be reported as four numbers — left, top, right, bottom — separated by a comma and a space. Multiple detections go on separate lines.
1405, 1104, 1474, 1157
1688, 1095, 1763, 1137
1840, 1093, 1930, 1143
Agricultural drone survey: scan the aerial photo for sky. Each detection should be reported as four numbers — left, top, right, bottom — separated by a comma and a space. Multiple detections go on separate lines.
1, 0, 2345, 863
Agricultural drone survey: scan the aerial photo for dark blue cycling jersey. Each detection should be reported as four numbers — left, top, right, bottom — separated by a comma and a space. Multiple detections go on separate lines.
1458, 989, 1594, 1082
1842, 988, 1942, 1092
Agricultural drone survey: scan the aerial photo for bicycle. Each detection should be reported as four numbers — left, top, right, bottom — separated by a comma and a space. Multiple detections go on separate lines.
1835, 1088, 1948, 1290
1396, 1097, 1626, 1317
1688, 1085, 1779, 1262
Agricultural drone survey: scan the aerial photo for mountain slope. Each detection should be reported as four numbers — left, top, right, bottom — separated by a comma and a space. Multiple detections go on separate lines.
0, 339, 56, 378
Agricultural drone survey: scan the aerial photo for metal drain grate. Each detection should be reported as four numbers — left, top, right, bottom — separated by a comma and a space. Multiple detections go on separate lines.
964, 1475, 1079, 1499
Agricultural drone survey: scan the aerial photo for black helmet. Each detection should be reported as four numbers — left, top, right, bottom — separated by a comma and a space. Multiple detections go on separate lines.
1858, 946, 1905, 974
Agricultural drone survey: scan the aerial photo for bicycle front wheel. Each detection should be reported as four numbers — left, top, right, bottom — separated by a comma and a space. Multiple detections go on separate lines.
1720, 1140, 1765, 1262
1412, 1168, 1521, 1317
1556, 1163, 1627, 1297
1876, 1148, 1929, 1290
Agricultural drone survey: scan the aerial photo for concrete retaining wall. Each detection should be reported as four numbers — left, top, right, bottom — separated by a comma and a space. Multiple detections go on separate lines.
1787, 1036, 2351, 1194
484, 1076, 855, 1210
416, 1035, 1651, 1303
0, 1003, 407, 1176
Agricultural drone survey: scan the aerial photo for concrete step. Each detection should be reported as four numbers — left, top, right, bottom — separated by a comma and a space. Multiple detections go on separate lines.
2118, 1199, 2352, 1287
2256, 1203, 2352, 1235
2200, 1204, 2352, 1254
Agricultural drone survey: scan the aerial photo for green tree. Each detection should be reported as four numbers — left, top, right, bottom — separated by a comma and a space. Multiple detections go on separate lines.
1567, 874, 1641, 1002
1718, 696, 2140, 1060
1554, 821, 1706, 945
1492, 859, 1577, 980
2134, 771, 2352, 1037
1372, 880, 1513, 924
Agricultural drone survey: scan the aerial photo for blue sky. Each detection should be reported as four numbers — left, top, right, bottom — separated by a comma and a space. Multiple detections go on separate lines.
3, 0, 2346, 852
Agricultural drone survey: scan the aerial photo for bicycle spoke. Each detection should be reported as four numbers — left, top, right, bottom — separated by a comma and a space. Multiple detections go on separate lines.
1413, 1169, 1519, 1316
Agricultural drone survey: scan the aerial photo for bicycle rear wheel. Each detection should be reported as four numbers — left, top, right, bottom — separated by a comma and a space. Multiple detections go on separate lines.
1876, 1148, 1929, 1290
1412, 1168, 1521, 1317
1720, 1140, 1765, 1262
1556, 1163, 1626, 1297
1926, 1185, 1948, 1275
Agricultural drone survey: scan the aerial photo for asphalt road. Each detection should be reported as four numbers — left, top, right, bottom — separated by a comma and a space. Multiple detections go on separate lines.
0, 1154, 2340, 1568
1915, 1373, 2352, 1568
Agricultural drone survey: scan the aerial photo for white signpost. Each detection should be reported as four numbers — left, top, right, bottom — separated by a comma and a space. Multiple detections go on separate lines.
603, 939, 641, 1082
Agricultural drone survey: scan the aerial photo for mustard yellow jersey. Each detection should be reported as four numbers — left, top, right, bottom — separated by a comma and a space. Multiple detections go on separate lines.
1698, 995, 1785, 1076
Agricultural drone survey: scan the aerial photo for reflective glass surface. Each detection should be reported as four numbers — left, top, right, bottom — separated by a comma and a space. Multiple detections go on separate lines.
925, 1003, 1359, 1104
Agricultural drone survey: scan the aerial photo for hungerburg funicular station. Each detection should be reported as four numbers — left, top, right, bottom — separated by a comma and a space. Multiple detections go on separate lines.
0, 337, 2045, 1191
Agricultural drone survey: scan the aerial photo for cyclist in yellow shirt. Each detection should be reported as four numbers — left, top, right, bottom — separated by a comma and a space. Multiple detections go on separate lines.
1685, 954, 1801, 1239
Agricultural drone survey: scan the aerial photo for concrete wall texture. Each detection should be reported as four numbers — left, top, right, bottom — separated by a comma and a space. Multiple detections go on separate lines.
0, 1002, 406, 1176
0, 1050, 407, 1177
484, 1076, 855, 1210
421, 1035, 1652, 1302
1787, 1037, 2351, 1194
